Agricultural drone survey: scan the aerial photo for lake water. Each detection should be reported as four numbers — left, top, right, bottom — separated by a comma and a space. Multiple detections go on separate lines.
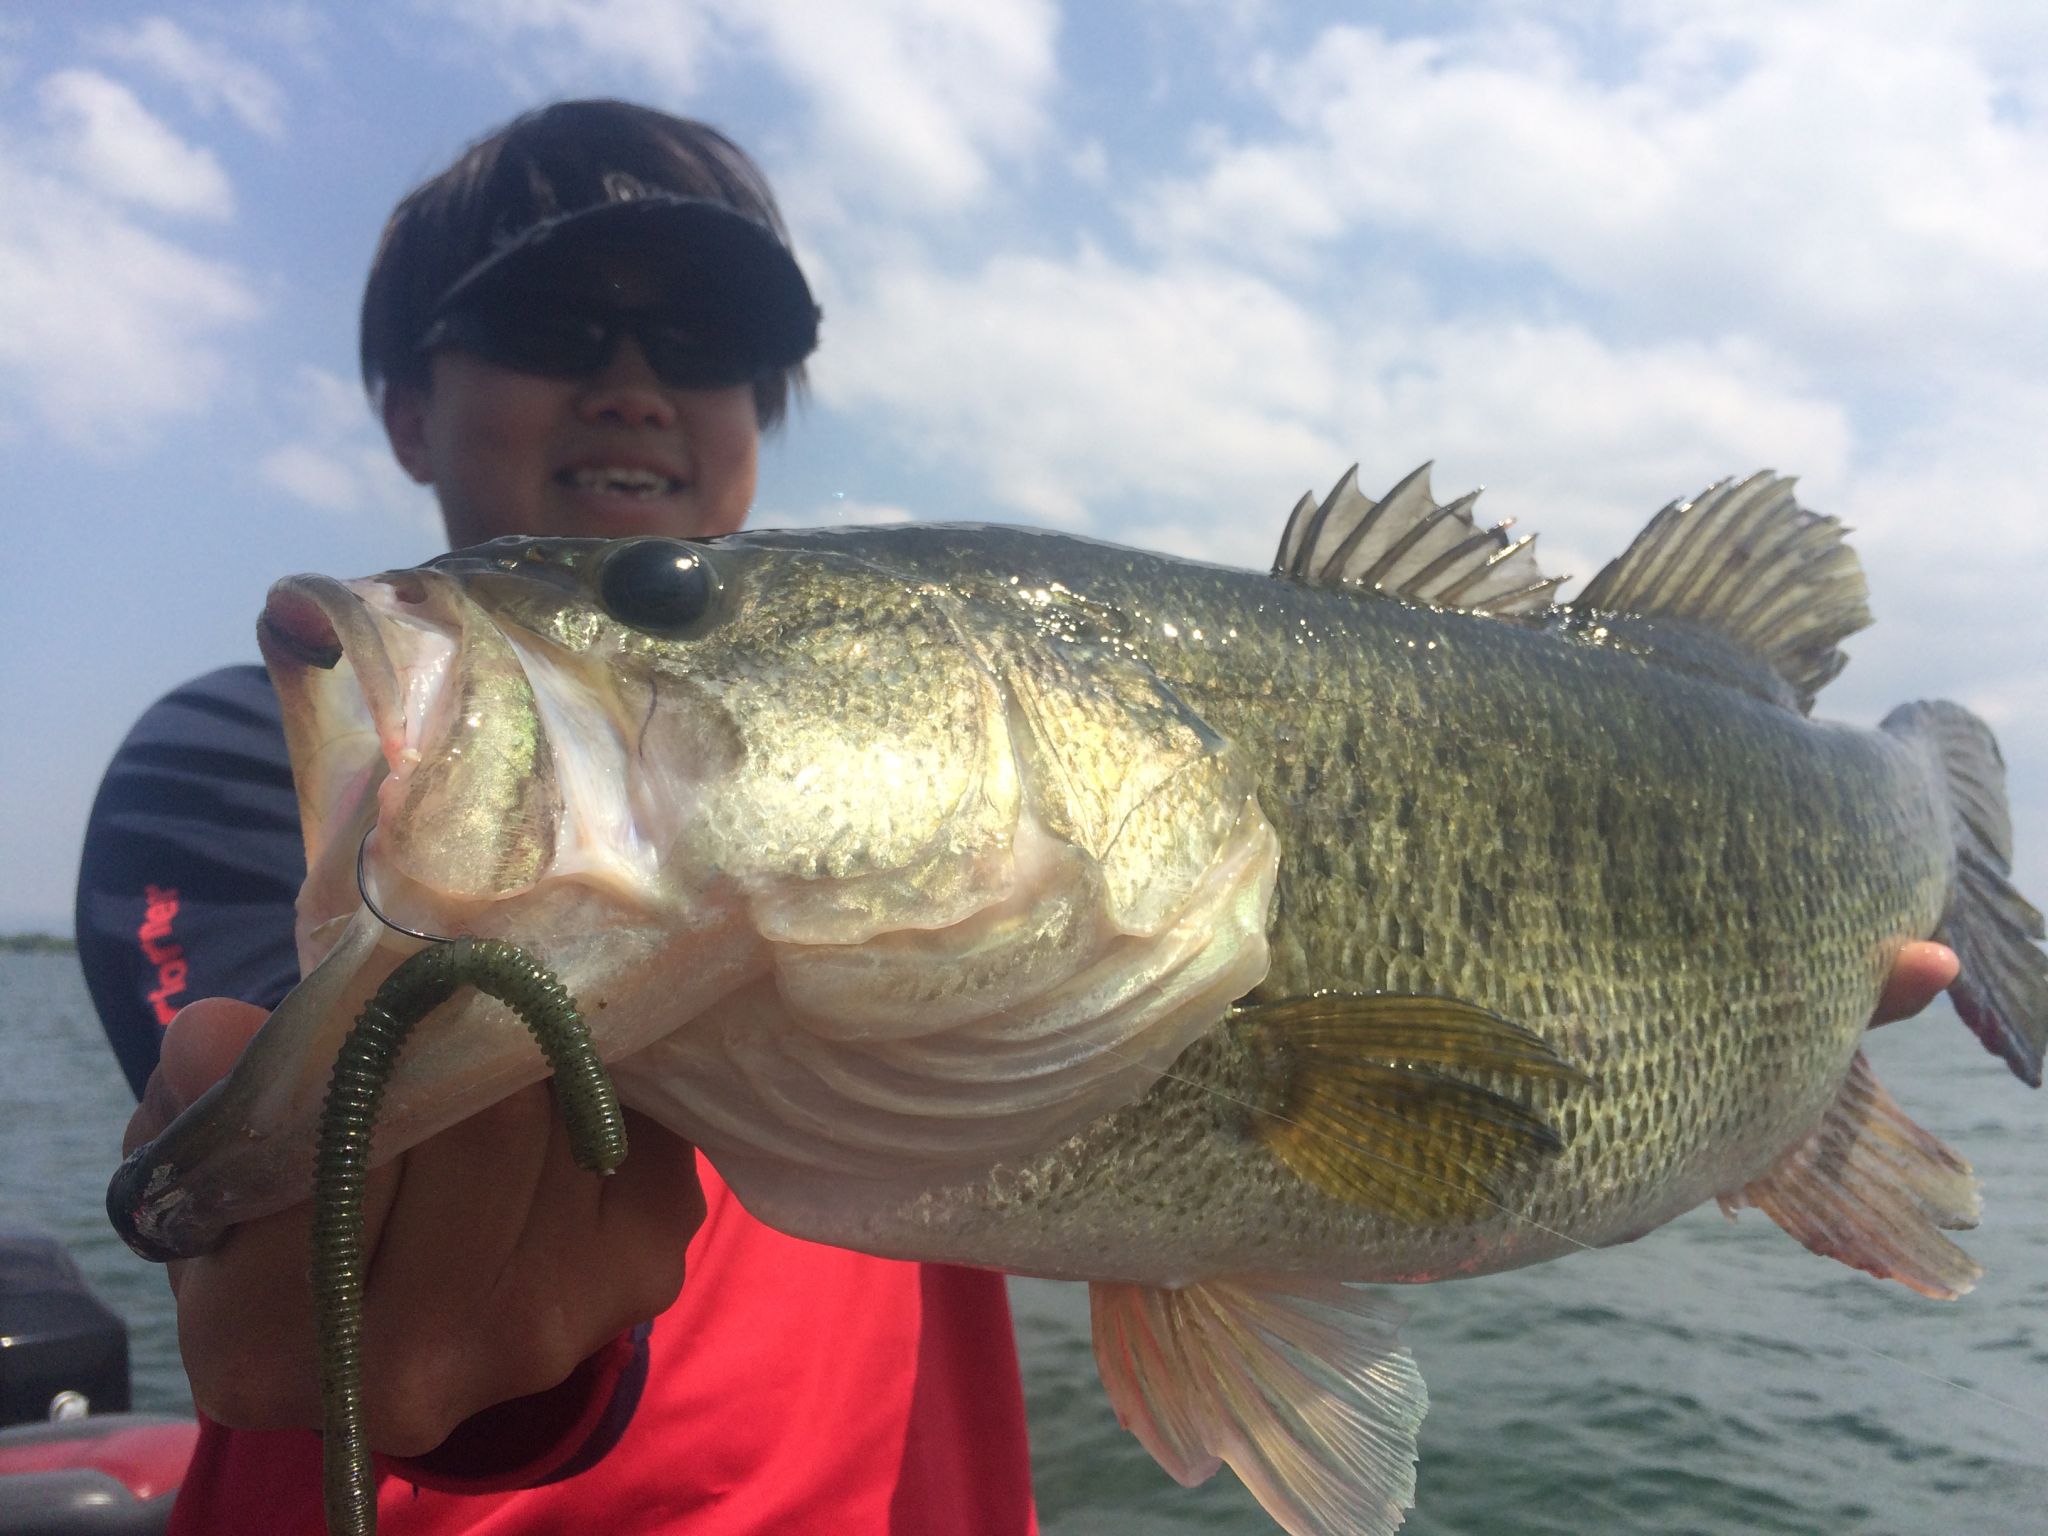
4, 950, 2042, 1534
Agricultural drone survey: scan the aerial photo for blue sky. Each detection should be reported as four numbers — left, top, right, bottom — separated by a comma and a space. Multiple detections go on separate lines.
1, 0, 2044, 930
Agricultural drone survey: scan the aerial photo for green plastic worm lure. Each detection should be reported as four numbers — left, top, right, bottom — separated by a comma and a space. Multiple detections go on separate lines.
310, 937, 626, 1536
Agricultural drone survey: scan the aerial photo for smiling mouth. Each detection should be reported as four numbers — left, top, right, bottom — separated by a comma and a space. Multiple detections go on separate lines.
558, 467, 688, 497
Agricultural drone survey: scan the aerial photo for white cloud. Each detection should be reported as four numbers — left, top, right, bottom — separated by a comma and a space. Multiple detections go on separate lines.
90, 14, 289, 140
1068, 139, 1108, 186
262, 441, 362, 511
773, 495, 917, 527
812, 238, 1861, 577
430, 0, 1057, 208
432, 0, 721, 93
1825, 369, 2048, 750
745, 0, 1056, 206
1099, 0, 2047, 775
1131, 12, 2048, 375
38, 68, 235, 218
256, 365, 438, 528
1845, 374, 2048, 571
0, 130, 257, 448
818, 247, 1346, 546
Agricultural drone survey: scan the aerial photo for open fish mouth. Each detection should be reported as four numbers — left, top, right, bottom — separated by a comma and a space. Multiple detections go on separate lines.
260, 569, 561, 952
259, 576, 418, 947
109, 559, 720, 1261
259, 572, 445, 788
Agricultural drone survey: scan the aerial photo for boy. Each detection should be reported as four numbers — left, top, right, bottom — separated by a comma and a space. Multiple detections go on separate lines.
79, 99, 1037, 1534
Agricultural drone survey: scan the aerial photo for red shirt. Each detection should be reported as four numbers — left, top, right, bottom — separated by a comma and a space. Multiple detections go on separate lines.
166, 1160, 1037, 1534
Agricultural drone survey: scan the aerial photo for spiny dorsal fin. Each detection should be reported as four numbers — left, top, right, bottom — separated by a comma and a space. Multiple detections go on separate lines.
1273, 463, 1564, 620
1574, 473, 1870, 713
1240, 993, 1584, 1222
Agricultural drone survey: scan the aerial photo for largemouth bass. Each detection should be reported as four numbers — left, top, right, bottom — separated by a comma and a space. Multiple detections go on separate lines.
113, 466, 2047, 1536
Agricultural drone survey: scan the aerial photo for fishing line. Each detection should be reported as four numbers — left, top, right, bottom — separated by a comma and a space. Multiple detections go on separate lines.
1570, 1482, 1667, 1535
1802, 1322, 2044, 1421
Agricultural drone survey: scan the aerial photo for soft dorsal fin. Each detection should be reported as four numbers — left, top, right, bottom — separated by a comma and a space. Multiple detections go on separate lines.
1273, 463, 1564, 619
1574, 473, 1870, 713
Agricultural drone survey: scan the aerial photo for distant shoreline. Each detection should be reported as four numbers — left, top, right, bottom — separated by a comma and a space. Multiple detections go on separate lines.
0, 933, 75, 953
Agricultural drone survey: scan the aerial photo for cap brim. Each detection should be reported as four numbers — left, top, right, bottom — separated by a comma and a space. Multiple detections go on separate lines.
434, 196, 819, 370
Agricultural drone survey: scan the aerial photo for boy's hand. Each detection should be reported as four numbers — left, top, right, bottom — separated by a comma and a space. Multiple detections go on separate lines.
125, 997, 703, 1457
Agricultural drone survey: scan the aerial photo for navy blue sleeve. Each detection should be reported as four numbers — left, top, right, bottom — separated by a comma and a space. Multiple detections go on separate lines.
74, 665, 306, 1101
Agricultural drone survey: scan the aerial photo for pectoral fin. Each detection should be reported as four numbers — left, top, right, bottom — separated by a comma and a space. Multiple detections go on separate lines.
1242, 993, 1583, 1222
1717, 1051, 1982, 1299
1090, 1277, 1426, 1536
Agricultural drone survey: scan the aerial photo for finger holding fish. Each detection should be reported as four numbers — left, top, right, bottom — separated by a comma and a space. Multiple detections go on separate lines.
1871, 940, 1960, 1025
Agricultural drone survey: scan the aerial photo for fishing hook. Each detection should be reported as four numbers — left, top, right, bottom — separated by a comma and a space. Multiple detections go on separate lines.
355, 827, 458, 944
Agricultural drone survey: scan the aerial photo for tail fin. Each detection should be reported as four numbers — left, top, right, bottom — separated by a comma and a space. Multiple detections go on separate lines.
1882, 700, 2048, 1085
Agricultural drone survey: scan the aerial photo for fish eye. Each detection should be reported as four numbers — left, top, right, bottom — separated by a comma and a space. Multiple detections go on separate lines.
597, 539, 719, 638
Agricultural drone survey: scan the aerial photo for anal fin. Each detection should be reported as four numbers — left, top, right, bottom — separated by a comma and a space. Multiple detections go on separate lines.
1717, 1051, 1982, 1299
1090, 1277, 1426, 1536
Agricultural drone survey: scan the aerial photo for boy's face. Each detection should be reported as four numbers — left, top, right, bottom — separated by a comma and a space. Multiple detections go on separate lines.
382, 260, 762, 549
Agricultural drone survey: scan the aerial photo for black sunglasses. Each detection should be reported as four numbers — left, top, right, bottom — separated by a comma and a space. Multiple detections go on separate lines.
417, 301, 758, 391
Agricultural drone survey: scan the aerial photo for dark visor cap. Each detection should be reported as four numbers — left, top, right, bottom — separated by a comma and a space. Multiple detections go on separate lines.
430, 194, 820, 372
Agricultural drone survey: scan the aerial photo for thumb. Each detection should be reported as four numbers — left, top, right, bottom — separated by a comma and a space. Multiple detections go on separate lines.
124, 999, 272, 1156
159, 998, 271, 1105
1871, 941, 1959, 1026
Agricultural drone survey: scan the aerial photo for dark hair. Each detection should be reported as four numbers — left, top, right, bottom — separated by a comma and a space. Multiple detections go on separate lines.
360, 99, 806, 428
